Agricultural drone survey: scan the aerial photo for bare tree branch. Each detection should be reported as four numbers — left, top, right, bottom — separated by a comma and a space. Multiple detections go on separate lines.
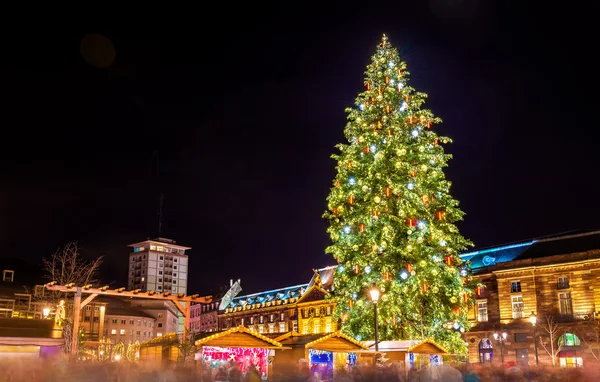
538, 315, 564, 366
41, 241, 103, 355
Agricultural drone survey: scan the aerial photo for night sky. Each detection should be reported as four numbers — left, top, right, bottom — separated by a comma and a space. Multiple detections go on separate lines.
1, 2, 596, 296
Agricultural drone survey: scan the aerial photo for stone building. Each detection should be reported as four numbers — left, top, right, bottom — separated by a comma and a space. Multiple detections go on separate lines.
462, 230, 600, 367
219, 267, 337, 337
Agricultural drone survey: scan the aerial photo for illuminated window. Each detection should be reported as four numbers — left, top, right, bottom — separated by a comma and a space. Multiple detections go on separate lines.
279, 322, 285, 332
327, 306, 331, 315
120, 329, 126, 335
559, 333, 581, 347
269, 324, 274, 333
325, 322, 331, 333
477, 301, 488, 322
512, 296, 524, 319
293, 321, 298, 332
259, 325, 264, 334
111, 329, 117, 335
314, 322, 321, 334
559, 292, 573, 314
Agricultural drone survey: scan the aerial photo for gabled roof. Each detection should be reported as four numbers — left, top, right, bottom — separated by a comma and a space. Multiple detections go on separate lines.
460, 230, 600, 270
195, 325, 284, 349
304, 331, 369, 352
224, 284, 308, 313
407, 339, 449, 354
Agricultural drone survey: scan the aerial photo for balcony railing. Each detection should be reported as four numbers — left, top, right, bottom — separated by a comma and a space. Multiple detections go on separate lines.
548, 313, 593, 323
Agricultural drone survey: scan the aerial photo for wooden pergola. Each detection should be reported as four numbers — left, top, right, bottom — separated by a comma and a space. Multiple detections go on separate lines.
44, 282, 212, 355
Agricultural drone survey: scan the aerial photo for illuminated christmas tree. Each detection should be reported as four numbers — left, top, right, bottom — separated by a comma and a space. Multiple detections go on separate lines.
323, 34, 474, 353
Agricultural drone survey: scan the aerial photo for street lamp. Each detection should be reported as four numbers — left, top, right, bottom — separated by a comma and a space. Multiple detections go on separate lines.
369, 287, 380, 353
529, 312, 539, 365
493, 331, 507, 365
42, 307, 50, 318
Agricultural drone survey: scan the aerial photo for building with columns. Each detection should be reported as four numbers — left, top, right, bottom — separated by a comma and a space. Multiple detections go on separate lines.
462, 230, 600, 368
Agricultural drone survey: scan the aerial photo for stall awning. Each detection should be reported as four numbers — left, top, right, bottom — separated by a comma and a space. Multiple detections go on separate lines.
304, 332, 370, 352
195, 325, 286, 349
407, 339, 449, 355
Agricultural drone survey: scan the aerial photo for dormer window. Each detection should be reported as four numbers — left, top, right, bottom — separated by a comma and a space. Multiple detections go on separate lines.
2, 270, 14, 282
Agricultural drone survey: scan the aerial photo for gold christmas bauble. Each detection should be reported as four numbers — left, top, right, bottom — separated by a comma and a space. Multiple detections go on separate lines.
377, 95, 383, 101
397, 148, 407, 156
450, 297, 457, 304
432, 286, 439, 293
374, 196, 381, 203
359, 136, 365, 142
362, 186, 369, 192
421, 165, 428, 172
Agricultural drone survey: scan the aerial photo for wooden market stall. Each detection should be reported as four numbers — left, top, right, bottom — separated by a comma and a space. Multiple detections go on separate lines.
405, 339, 449, 371
138, 332, 179, 365
274, 331, 371, 381
195, 325, 286, 379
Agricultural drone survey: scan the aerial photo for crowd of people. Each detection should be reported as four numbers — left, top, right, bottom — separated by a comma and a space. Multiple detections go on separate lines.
1, 357, 600, 381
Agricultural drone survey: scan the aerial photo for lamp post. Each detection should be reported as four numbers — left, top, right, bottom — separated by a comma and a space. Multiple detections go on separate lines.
529, 312, 539, 365
493, 331, 507, 365
369, 287, 380, 353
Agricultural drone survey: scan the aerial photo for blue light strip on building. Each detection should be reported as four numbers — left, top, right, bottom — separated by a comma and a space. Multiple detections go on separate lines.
459, 240, 537, 260
232, 283, 309, 300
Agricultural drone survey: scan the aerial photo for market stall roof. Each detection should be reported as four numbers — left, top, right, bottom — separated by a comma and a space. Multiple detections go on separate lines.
139, 332, 178, 347
304, 331, 370, 352
195, 325, 286, 349
406, 339, 449, 355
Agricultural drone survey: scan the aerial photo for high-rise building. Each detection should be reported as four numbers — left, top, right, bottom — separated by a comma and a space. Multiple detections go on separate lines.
127, 237, 190, 295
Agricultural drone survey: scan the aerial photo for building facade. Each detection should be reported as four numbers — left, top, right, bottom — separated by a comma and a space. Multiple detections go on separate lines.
462, 230, 600, 368
190, 300, 220, 333
219, 267, 337, 337
127, 237, 190, 295
102, 299, 157, 344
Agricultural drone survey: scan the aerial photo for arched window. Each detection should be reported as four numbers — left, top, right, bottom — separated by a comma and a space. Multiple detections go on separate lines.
479, 338, 493, 363
558, 333, 581, 347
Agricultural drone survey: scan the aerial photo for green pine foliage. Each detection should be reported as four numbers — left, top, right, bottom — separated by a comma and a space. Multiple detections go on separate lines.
323, 35, 474, 354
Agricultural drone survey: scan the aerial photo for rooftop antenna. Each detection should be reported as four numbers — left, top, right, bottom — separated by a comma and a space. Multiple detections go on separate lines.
152, 150, 163, 238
